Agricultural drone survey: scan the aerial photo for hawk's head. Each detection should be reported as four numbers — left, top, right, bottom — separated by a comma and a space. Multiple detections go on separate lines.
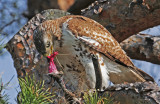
33, 26, 54, 57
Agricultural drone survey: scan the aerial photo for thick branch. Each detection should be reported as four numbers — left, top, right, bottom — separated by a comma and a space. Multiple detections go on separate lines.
120, 34, 160, 65
82, 0, 160, 42
67, 0, 96, 14
0, 19, 17, 32
6, 10, 78, 103
6, 9, 70, 77
26, 0, 60, 19
103, 81, 160, 104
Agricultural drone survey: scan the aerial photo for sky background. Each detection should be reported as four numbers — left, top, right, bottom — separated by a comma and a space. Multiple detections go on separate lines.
0, 0, 27, 103
0, 0, 160, 104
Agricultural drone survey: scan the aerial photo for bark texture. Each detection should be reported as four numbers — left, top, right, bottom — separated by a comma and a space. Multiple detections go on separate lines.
26, 0, 96, 16
6, 9, 74, 103
6, 9, 70, 87
26, 0, 160, 43
121, 34, 160, 65
103, 81, 160, 104
26, 0, 60, 19
67, 0, 97, 14
82, 0, 160, 42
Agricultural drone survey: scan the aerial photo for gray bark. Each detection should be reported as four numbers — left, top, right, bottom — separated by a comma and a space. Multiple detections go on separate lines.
82, 0, 160, 42
121, 34, 160, 65
103, 81, 160, 104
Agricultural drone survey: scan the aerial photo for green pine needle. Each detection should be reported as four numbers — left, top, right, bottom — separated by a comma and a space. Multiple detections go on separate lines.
17, 75, 55, 104
83, 90, 113, 104
0, 76, 11, 104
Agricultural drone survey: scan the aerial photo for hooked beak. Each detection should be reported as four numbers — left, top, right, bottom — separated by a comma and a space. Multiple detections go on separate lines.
45, 45, 54, 57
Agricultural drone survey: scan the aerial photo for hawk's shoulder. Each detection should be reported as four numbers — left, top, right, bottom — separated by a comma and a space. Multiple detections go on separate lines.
63, 15, 135, 67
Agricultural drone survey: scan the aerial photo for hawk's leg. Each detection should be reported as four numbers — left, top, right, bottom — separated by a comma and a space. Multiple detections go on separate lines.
92, 55, 102, 90
91, 53, 110, 91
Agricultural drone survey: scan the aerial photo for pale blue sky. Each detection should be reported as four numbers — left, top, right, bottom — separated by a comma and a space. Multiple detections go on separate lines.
0, 0, 27, 103
0, 49, 20, 104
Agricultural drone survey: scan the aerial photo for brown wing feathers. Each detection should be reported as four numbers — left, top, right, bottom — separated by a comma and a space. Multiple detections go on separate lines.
41, 15, 154, 82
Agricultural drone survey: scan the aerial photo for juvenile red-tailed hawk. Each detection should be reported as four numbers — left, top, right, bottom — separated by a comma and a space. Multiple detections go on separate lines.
33, 15, 154, 90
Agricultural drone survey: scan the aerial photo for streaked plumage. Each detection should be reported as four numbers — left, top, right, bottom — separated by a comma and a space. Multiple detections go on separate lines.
33, 15, 154, 91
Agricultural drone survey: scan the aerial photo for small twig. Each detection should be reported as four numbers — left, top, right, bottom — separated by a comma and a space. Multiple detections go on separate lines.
3, 75, 15, 89
0, 19, 18, 32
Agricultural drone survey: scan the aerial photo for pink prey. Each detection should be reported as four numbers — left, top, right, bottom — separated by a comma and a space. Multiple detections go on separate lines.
47, 51, 59, 74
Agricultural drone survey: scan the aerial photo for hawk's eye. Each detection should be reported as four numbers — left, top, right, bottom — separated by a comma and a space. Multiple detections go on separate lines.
46, 41, 50, 48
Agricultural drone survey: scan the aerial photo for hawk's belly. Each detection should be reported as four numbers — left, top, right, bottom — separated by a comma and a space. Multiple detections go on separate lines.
53, 32, 96, 92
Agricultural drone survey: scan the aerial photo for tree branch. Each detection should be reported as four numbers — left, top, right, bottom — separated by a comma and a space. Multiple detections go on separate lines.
67, 0, 97, 14
120, 33, 160, 65
103, 81, 160, 104
82, 0, 160, 42
26, 0, 60, 19
0, 19, 17, 32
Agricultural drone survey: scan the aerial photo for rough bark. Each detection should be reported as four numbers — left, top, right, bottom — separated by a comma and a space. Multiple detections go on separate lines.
67, 0, 97, 14
6, 9, 71, 76
26, 0, 160, 42
25, 0, 60, 19
26, 0, 96, 17
82, 0, 160, 42
6, 10, 72, 102
103, 81, 160, 104
120, 34, 160, 65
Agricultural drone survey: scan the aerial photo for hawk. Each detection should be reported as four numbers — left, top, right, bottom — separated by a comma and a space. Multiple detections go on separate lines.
33, 15, 154, 91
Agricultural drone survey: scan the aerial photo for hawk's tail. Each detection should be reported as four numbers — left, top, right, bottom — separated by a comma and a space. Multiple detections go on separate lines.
134, 67, 154, 82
